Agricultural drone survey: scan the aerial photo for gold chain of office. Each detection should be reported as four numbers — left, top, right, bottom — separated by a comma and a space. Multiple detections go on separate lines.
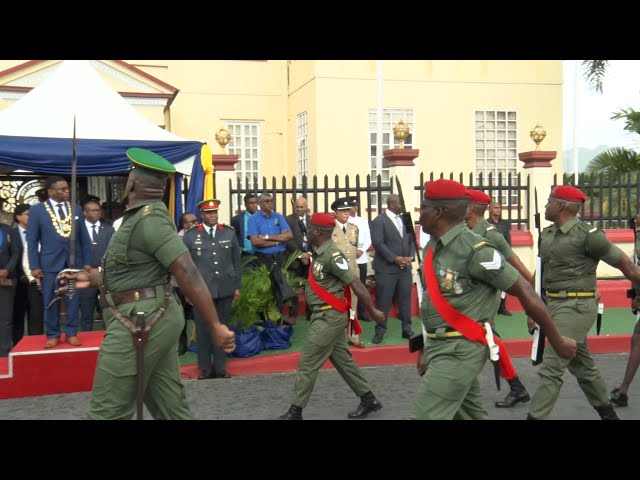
44, 201, 72, 238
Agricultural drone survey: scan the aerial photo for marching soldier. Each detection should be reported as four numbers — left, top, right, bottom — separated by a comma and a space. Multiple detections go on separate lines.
527, 185, 640, 420
465, 188, 532, 408
411, 179, 576, 420
331, 197, 364, 348
279, 213, 386, 420
57, 148, 235, 420
183, 199, 241, 379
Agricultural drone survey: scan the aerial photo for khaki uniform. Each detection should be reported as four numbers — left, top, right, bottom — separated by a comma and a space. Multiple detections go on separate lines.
409, 222, 519, 420
89, 199, 193, 420
471, 219, 514, 317
291, 239, 372, 408
528, 217, 624, 419
332, 222, 361, 342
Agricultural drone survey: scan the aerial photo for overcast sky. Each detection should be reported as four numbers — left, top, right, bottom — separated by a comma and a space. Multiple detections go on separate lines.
563, 60, 640, 151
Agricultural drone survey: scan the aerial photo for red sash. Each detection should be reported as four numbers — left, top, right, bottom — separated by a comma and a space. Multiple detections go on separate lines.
424, 247, 516, 380
307, 259, 362, 335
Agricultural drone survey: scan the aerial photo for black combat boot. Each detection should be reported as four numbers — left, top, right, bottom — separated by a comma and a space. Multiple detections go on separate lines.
279, 405, 303, 420
348, 391, 383, 419
498, 298, 512, 316
594, 403, 620, 420
610, 388, 629, 407
495, 376, 531, 408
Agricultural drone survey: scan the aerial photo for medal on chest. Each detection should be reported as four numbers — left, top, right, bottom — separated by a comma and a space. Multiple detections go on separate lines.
438, 265, 463, 294
313, 261, 325, 280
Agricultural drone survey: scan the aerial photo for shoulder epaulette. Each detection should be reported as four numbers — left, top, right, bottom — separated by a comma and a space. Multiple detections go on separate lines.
486, 225, 496, 231
142, 204, 152, 216
473, 241, 488, 250
223, 223, 234, 230
589, 227, 598, 233
331, 251, 340, 256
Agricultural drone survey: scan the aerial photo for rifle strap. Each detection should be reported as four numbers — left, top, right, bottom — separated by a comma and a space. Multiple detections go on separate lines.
424, 247, 516, 380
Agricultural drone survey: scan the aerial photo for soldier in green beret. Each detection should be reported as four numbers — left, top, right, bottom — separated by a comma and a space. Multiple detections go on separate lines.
58, 148, 235, 420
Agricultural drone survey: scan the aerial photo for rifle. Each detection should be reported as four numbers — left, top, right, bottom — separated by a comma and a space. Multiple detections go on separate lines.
530, 187, 545, 366
394, 177, 427, 352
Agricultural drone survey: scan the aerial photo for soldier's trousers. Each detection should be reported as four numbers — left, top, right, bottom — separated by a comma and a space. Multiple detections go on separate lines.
88, 297, 194, 420
292, 309, 371, 408
528, 297, 610, 419
409, 338, 489, 420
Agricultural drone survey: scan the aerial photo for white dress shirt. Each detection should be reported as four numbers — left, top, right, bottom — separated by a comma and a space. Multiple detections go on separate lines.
18, 225, 35, 282
385, 209, 404, 238
85, 220, 100, 243
348, 214, 371, 265
49, 199, 69, 219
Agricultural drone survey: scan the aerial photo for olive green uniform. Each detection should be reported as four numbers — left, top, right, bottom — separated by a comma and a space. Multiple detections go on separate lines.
471, 219, 514, 316
528, 217, 623, 419
291, 238, 372, 408
409, 222, 519, 420
89, 199, 194, 420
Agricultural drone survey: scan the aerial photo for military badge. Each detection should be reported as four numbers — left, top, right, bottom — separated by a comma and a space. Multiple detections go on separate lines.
438, 266, 456, 291
313, 261, 325, 280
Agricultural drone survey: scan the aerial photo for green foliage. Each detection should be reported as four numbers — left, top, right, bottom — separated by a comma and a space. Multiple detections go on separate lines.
230, 251, 306, 331
611, 108, 640, 136
582, 60, 609, 93
586, 147, 640, 176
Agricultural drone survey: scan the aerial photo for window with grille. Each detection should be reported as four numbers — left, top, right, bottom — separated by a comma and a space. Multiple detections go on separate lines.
227, 122, 261, 211
296, 111, 308, 180
474, 110, 518, 206
368, 108, 414, 206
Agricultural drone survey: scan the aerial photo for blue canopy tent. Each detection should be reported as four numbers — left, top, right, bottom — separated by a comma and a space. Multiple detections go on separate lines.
0, 60, 204, 225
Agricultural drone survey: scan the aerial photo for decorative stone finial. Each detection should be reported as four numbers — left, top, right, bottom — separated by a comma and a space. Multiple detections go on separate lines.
530, 123, 546, 151
215, 128, 231, 153
393, 119, 410, 149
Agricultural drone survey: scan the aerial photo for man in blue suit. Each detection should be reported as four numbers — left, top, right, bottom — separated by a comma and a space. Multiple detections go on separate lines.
27, 176, 92, 348
78, 199, 114, 332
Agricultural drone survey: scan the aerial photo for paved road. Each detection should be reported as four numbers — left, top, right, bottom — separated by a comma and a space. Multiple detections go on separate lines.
1, 353, 637, 420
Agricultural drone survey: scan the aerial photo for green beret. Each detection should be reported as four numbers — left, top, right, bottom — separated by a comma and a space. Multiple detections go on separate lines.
126, 148, 176, 174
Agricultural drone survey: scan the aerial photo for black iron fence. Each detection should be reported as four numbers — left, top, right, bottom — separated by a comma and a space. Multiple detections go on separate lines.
415, 171, 531, 231
229, 174, 394, 222
556, 172, 640, 230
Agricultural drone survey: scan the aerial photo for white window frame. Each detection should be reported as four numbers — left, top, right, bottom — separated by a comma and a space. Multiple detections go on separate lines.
227, 121, 262, 211
296, 111, 308, 180
474, 110, 519, 206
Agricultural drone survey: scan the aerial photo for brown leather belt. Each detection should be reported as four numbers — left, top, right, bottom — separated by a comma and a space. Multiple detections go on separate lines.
108, 287, 157, 306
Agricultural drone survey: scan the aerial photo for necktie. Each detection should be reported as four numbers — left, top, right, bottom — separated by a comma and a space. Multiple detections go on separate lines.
209, 227, 215, 239
343, 225, 347, 234
396, 215, 404, 237
91, 224, 98, 243
57, 203, 66, 220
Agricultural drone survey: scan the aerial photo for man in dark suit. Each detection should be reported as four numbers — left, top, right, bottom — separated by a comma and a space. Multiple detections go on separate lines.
78, 199, 115, 332
230, 193, 259, 262
183, 199, 242, 379
0, 218, 20, 356
370, 194, 415, 344
286, 196, 312, 320
27, 176, 93, 349
11, 204, 44, 345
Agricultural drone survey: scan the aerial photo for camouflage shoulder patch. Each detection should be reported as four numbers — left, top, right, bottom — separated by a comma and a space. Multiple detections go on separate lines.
473, 241, 488, 250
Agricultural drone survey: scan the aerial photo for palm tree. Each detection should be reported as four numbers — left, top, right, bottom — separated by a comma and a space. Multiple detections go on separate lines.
582, 60, 609, 93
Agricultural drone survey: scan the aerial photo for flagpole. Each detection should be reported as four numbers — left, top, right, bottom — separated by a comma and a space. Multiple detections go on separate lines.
376, 60, 384, 188
572, 60, 580, 184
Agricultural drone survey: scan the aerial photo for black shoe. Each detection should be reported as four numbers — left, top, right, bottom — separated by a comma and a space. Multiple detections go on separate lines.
610, 388, 629, 407
279, 405, 303, 420
401, 330, 415, 339
495, 385, 530, 408
348, 398, 383, 419
197, 371, 213, 380
594, 403, 620, 420
372, 333, 384, 344
215, 372, 232, 379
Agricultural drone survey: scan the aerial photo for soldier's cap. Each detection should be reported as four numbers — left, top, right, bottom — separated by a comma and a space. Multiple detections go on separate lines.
331, 197, 352, 211
467, 189, 492, 205
126, 148, 176, 174
347, 196, 359, 207
551, 185, 586, 203
310, 212, 336, 228
197, 199, 221, 211
423, 179, 470, 200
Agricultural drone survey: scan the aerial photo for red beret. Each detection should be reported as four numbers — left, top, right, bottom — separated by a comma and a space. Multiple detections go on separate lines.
467, 189, 492, 204
424, 179, 470, 200
197, 199, 221, 211
551, 185, 586, 203
310, 212, 336, 227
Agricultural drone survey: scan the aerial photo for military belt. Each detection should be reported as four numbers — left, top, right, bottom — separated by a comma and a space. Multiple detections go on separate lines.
313, 304, 333, 312
104, 287, 158, 307
546, 290, 596, 299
